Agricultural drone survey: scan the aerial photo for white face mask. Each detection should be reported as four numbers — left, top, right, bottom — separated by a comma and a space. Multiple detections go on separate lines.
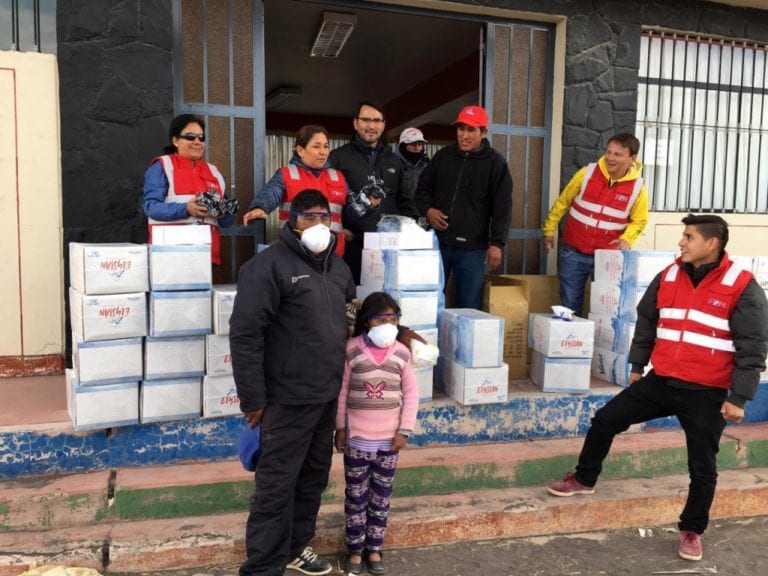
300, 223, 332, 253
367, 323, 399, 348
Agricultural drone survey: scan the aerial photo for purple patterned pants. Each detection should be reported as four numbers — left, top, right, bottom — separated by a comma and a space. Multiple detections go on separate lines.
343, 445, 399, 553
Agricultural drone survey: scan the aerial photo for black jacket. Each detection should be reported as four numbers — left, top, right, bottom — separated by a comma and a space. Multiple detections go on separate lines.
629, 258, 768, 407
229, 225, 355, 411
415, 139, 513, 249
330, 135, 420, 234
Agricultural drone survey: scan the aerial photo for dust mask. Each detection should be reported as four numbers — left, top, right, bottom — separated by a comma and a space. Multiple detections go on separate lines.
300, 223, 331, 253
367, 323, 398, 348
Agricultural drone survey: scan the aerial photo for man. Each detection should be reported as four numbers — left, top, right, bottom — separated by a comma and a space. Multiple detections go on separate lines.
394, 127, 430, 203
548, 214, 768, 563
542, 133, 649, 316
414, 105, 512, 310
230, 189, 355, 576
329, 101, 420, 284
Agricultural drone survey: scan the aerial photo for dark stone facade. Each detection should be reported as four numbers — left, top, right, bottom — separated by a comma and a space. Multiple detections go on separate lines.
58, 0, 173, 248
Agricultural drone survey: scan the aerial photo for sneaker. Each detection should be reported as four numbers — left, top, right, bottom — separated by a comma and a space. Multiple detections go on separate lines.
678, 530, 703, 561
286, 546, 332, 575
547, 472, 596, 497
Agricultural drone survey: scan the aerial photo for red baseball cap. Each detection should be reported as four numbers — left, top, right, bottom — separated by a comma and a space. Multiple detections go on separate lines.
452, 105, 489, 128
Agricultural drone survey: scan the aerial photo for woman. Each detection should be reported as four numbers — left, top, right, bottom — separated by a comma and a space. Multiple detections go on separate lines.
143, 114, 234, 265
242, 124, 349, 254
394, 127, 430, 202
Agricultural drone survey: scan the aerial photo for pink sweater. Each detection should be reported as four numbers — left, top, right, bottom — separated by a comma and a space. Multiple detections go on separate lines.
335, 335, 419, 439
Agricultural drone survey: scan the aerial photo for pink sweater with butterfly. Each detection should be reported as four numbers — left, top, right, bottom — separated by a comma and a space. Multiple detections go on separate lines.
335, 335, 419, 440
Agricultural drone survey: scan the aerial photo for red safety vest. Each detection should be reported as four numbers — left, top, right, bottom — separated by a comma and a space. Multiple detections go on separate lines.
279, 164, 347, 256
562, 163, 643, 254
147, 154, 225, 264
650, 254, 753, 389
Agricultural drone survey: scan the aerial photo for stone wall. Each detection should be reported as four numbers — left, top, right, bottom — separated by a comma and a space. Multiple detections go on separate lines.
58, 0, 173, 247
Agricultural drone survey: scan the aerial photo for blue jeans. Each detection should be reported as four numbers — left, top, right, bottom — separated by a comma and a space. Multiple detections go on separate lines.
557, 243, 594, 316
573, 371, 727, 534
440, 244, 486, 310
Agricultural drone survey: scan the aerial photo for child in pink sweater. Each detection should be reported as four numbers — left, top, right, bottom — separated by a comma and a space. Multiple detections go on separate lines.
335, 292, 419, 576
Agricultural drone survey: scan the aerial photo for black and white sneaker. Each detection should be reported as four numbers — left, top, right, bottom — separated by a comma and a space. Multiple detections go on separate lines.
285, 546, 332, 575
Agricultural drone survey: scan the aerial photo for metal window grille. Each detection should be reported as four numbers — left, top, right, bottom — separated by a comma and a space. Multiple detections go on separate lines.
0, 0, 57, 53
636, 30, 768, 214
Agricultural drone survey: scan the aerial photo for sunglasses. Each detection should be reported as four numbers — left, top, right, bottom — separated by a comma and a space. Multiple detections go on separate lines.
178, 133, 206, 142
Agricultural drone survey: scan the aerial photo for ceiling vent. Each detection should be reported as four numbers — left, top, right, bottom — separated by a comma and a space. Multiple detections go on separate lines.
310, 12, 357, 58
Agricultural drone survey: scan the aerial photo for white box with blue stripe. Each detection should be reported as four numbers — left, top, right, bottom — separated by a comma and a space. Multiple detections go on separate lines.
439, 308, 504, 368
149, 244, 212, 291
144, 335, 205, 379
149, 290, 212, 337
530, 350, 591, 393
140, 377, 202, 424
69, 242, 149, 295
69, 288, 147, 342
72, 336, 143, 386
66, 369, 139, 431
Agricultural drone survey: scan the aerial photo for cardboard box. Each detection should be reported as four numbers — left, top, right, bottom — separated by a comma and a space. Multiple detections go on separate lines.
382, 250, 441, 291
589, 282, 645, 321
444, 358, 509, 405
72, 336, 143, 386
496, 275, 560, 313
69, 288, 147, 342
360, 249, 385, 289
66, 369, 139, 431
149, 290, 212, 337
415, 327, 438, 347
206, 334, 232, 376
149, 245, 212, 291
593, 250, 675, 287
530, 350, 591, 393
592, 347, 651, 387
202, 374, 241, 417
363, 229, 435, 250
69, 242, 149, 295
140, 377, 202, 423
482, 278, 529, 379
389, 290, 439, 329
151, 224, 212, 245
753, 256, 768, 289
212, 284, 237, 335
530, 313, 594, 358
439, 309, 504, 368
144, 335, 205, 379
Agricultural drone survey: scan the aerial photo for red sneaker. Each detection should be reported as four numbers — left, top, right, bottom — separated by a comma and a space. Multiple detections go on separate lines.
547, 472, 596, 497
678, 530, 703, 561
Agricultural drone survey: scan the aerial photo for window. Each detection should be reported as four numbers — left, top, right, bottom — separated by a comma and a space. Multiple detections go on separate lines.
0, 0, 57, 54
636, 30, 768, 213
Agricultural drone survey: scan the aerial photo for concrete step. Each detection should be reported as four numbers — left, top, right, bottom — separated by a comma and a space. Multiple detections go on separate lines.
2, 466, 768, 575
4, 374, 768, 479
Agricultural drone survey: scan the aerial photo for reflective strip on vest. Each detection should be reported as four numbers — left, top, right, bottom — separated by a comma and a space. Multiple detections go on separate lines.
567, 207, 628, 230
659, 308, 686, 320
570, 162, 643, 226
664, 265, 680, 282
688, 308, 731, 331
657, 326, 734, 352
286, 164, 300, 180
722, 262, 745, 286
327, 168, 339, 181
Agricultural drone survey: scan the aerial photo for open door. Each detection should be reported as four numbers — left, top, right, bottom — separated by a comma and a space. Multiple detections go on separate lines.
483, 21, 554, 274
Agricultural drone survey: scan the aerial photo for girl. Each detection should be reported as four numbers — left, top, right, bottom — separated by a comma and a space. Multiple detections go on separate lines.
335, 292, 419, 576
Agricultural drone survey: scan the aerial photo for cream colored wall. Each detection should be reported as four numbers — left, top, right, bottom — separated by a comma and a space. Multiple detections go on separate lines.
0, 51, 64, 357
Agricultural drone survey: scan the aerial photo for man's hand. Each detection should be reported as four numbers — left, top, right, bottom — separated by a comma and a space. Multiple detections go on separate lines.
244, 409, 264, 428
609, 238, 631, 250
486, 245, 502, 271
721, 400, 744, 423
543, 235, 555, 253
391, 433, 408, 452
628, 372, 642, 385
187, 196, 209, 218
335, 429, 346, 452
243, 208, 267, 226
426, 208, 449, 231
397, 328, 428, 348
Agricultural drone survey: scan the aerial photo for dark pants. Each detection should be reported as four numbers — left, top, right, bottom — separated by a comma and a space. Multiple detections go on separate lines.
557, 243, 594, 316
574, 371, 727, 534
239, 401, 337, 576
440, 243, 486, 310
344, 235, 364, 286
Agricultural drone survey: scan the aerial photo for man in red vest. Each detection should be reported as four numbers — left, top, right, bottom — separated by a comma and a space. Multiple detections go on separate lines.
542, 133, 649, 315
548, 214, 768, 563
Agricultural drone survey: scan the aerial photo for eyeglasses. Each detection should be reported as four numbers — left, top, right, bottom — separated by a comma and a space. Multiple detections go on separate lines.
294, 211, 332, 224
368, 313, 401, 326
179, 133, 206, 142
357, 117, 384, 125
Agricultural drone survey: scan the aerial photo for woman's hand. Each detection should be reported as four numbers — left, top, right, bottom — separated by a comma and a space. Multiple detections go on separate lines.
243, 208, 268, 226
391, 433, 408, 452
186, 196, 209, 218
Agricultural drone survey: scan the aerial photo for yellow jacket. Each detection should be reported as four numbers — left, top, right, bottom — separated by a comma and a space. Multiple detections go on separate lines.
542, 155, 648, 244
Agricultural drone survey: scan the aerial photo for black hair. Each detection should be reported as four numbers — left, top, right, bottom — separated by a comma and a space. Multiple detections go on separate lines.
295, 125, 329, 149
356, 101, 385, 120
681, 213, 729, 254
164, 114, 206, 154
353, 292, 401, 336
607, 133, 640, 157
288, 189, 330, 228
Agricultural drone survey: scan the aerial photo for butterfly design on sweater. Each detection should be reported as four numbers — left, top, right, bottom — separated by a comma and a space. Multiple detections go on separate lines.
364, 380, 386, 399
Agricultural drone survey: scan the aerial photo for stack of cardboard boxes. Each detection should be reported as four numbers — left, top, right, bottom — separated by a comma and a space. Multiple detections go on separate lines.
67, 242, 149, 431
529, 312, 595, 393
202, 285, 241, 418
